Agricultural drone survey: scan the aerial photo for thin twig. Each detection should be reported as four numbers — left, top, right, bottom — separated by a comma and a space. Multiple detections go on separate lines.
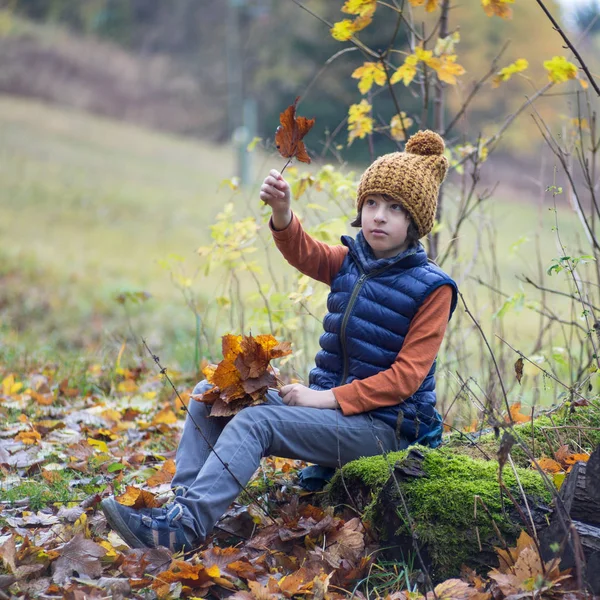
459, 292, 512, 421
496, 336, 590, 404
443, 40, 510, 138
289, 0, 378, 59
519, 275, 600, 314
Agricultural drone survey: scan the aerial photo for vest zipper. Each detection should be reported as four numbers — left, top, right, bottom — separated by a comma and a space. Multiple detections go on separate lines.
338, 263, 394, 386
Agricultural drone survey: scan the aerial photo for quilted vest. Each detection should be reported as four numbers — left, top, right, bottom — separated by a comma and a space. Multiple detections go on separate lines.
309, 230, 458, 441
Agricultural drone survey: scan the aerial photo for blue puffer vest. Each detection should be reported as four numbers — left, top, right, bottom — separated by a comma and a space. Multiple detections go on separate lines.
309, 230, 458, 445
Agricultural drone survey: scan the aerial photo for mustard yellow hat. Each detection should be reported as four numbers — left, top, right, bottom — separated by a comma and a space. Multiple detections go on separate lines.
356, 130, 449, 238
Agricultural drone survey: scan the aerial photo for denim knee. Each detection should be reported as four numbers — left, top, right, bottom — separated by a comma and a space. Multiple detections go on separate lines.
192, 380, 213, 395
225, 405, 274, 446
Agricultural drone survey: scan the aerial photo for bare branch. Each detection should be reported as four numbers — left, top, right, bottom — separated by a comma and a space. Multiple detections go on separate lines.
535, 0, 600, 97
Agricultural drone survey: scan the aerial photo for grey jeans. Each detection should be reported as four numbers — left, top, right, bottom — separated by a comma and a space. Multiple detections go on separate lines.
172, 380, 400, 541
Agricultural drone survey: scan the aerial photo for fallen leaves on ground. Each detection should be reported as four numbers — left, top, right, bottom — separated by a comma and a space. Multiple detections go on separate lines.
489, 531, 574, 598
535, 444, 590, 488
0, 359, 587, 599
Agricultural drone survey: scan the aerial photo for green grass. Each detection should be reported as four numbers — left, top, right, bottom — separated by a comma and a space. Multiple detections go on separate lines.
0, 94, 592, 401
0, 471, 81, 511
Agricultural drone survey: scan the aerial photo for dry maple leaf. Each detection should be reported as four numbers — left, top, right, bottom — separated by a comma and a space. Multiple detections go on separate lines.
275, 97, 315, 164
514, 357, 524, 384
146, 458, 176, 487
536, 457, 563, 474
52, 534, 107, 586
116, 485, 163, 509
507, 401, 531, 423
192, 334, 292, 417
151, 407, 178, 426
200, 546, 260, 582
326, 517, 365, 563
14, 430, 42, 445
555, 444, 589, 468
490, 529, 573, 597
426, 578, 480, 599
151, 560, 220, 596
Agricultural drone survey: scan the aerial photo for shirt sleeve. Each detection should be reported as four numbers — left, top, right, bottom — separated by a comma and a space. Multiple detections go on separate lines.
269, 212, 348, 286
332, 285, 454, 415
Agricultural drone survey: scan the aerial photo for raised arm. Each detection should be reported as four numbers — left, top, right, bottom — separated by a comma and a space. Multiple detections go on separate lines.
260, 169, 347, 285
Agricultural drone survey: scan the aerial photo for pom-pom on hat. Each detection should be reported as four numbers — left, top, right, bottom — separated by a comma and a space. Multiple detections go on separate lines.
356, 130, 449, 238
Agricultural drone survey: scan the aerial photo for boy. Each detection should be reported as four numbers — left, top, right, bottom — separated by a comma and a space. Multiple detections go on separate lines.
101, 129, 458, 553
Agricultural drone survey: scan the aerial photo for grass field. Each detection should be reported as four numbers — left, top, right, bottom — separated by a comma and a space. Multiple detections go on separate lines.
0, 95, 593, 408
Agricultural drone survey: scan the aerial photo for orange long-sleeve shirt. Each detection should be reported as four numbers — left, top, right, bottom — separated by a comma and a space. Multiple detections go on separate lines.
270, 213, 453, 416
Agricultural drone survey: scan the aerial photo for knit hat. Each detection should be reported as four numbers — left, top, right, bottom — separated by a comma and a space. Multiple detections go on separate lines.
356, 130, 449, 238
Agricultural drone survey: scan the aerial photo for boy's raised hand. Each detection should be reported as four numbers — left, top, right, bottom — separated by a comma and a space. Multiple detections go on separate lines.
260, 169, 292, 230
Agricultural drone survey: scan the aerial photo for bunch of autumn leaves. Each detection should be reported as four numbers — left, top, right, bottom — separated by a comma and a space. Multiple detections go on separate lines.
192, 334, 292, 417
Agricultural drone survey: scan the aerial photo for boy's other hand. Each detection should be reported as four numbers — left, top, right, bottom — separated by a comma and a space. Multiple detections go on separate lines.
260, 169, 292, 230
279, 384, 339, 410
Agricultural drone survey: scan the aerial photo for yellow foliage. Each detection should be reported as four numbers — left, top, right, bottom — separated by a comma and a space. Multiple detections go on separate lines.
88, 438, 109, 453
481, 0, 515, 19
390, 47, 464, 86
15, 430, 42, 445
331, 0, 375, 41
543, 55, 578, 84
430, 54, 466, 84
2, 374, 23, 396
415, 46, 435, 65
347, 100, 373, 145
99, 540, 118, 560
434, 32, 460, 56
152, 407, 178, 426
342, 0, 377, 18
206, 564, 221, 578
101, 408, 122, 423
390, 113, 414, 141
457, 141, 489, 163
117, 379, 137, 393
492, 58, 529, 87
408, 0, 440, 12
390, 54, 419, 86
351, 61, 387, 94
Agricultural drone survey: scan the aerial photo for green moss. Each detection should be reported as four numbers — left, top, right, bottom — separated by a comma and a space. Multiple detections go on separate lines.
328, 447, 552, 579
336, 450, 410, 491
394, 449, 550, 576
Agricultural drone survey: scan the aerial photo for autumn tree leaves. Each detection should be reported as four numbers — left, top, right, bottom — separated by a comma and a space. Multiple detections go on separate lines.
327, 0, 587, 147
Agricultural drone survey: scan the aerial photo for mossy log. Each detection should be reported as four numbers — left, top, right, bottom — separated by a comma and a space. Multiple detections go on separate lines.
326, 403, 600, 581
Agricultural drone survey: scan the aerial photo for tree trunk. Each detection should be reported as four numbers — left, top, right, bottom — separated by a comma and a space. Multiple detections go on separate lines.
539, 445, 600, 595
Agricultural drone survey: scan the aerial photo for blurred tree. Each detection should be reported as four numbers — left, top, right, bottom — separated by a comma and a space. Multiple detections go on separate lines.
572, 0, 600, 36
247, 0, 569, 158
7, 0, 584, 156
443, 0, 568, 152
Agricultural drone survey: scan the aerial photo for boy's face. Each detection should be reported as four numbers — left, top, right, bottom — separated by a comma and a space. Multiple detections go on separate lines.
361, 194, 412, 259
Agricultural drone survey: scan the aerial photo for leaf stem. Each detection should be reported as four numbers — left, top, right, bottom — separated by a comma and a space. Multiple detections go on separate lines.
280, 158, 292, 175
